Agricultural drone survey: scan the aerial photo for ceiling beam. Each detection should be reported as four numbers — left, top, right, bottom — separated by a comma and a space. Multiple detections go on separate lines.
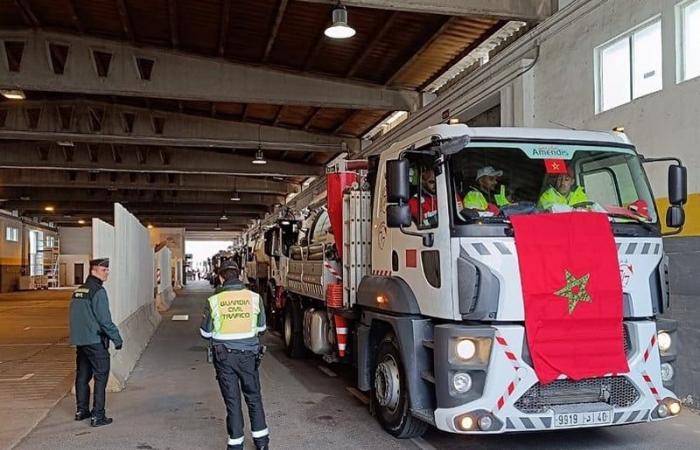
385, 17, 457, 86
0, 100, 358, 153
346, 11, 398, 78
11, 202, 268, 215
0, 30, 419, 111
167, 0, 180, 49
0, 187, 286, 206
14, 0, 39, 27
65, 0, 85, 33
263, 0, 289, 62
0, 142, 324, 177
303, 108, 322, 131
0, 169, 298, 194
218, 0, 232, 56
114, 0, 135, 41
296, 0, 555, 21
303, 17, 333, 71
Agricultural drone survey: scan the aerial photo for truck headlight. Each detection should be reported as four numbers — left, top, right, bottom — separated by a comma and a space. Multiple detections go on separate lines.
661, 363, 674, 382
455, 339, 477, 360
658, 332, 672, 353
452, 372, 473, 394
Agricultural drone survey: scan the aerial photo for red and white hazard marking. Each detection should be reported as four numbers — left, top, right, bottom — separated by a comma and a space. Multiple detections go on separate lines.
641, 334, 662, 402
323, 261, 342, 281
492, 332, 523, 413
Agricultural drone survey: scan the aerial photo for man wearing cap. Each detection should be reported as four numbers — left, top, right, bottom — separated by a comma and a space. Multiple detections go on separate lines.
69, 257, 123, 427
538, 166, 588, 210
200, 261, 269, 450
463, 166, 510, 214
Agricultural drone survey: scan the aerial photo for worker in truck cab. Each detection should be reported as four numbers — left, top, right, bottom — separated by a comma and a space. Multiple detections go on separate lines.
408, 167, 438, 227
463, 165, 510, 214
538, 166, 588, 210
200, 261, 269, 450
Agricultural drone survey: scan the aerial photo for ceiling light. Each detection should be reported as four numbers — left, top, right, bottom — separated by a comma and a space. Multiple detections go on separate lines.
230, 191, 241, 201
0, 89, 25, 100
214, 225, 222, 231
252, 148, 267, 165
44, 206, 55, 212
147, 224, 154, 229
220, 214, 229, 221
78, 219, 86, 225
56, 141, 74, 147
324, 4, 356, 39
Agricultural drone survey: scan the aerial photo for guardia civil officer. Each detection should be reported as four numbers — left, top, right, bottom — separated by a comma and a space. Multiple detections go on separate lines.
69, 258, 123, 427
200, 261, 269, 450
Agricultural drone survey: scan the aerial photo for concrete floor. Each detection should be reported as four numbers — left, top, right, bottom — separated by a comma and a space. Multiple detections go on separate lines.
5, 282, 700, 450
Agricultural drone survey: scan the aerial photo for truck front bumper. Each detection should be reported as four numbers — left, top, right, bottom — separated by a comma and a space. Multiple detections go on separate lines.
431, 322, 681, 434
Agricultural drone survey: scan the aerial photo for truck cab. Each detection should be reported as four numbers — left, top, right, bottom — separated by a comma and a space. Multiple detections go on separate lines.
362, 124, 685, 435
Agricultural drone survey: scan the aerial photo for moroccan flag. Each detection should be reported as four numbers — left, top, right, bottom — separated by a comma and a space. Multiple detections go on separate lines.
544, 159, 567, 174
510, 212, 629, 384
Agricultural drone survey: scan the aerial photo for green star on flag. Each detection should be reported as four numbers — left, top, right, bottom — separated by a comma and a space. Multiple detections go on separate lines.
554, 270, 592, 314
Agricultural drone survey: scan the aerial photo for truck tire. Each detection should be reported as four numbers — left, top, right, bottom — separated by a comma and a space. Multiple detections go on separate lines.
371, 334, 428, 439
283, 300, 305, 358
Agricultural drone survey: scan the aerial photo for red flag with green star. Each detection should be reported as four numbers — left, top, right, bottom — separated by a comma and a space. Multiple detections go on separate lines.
510, 212, 629, 383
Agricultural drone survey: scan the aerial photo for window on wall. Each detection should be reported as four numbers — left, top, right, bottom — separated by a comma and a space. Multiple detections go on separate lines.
5, 226, 18, 242
597, 19, 663, 112
678, 0, 700, 82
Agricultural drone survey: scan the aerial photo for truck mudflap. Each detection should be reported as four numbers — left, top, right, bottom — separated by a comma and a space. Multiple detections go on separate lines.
432, 322, 681, 434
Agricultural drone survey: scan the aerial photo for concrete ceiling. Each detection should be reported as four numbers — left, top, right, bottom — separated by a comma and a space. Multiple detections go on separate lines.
0, 0, 550, 230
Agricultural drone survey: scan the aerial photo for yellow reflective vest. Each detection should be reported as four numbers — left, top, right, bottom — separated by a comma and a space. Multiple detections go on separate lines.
537, 186, 588, 210
200, 284, 266, 342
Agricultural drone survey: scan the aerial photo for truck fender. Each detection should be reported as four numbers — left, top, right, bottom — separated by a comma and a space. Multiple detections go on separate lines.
357, 276, 421, 314
357, 311, 434, 414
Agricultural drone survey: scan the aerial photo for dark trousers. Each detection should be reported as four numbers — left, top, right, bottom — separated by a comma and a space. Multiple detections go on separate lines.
75, 344, 111, 418
213, 346, 269, 449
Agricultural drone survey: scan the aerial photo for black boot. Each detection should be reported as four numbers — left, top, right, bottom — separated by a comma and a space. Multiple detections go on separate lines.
90, 416, 113, 427
74, 410, 91, 421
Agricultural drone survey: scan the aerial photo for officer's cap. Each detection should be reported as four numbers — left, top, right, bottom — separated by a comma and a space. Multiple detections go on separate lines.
89, 258, 110, 268
219, 260, 239, 272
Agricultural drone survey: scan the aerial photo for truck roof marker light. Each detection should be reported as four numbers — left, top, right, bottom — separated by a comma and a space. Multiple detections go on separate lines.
376, 295, 387, 304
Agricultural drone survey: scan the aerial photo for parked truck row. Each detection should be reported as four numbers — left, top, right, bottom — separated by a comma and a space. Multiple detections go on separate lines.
240, 123, 687, 438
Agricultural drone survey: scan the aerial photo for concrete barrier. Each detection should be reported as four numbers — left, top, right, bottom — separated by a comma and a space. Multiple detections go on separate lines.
107, 301, 162, 392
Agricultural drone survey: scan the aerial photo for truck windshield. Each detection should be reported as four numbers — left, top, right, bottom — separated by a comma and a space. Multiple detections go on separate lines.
449, 143, 658, 225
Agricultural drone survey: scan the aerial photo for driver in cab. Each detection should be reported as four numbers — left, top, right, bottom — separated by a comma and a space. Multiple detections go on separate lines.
409, 167, 438, 227
538, 166, 588, 210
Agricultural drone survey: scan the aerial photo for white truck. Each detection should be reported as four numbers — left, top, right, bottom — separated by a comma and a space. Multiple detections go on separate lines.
274, 124, 686, 437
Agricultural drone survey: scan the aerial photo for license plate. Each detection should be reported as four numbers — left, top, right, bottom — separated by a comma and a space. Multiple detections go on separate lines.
554, 410, 612, 428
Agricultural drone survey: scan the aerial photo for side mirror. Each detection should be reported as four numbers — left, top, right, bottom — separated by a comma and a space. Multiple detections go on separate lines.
668, 165, 687, 205
666, 205, 685, 229
387, 204, 411, 228
386, 159, 410, 203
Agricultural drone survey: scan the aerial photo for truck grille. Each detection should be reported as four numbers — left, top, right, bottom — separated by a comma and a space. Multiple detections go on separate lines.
514, 376, 640, 414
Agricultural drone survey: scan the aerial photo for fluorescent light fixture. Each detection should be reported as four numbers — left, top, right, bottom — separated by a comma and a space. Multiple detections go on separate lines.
324, 4, 356, 39
0, 89, 25, 100
56, 141, 74, 147
252, 148, 267, 165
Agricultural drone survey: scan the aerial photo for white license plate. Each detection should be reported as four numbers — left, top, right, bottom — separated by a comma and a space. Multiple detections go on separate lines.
554, 410, 612, 428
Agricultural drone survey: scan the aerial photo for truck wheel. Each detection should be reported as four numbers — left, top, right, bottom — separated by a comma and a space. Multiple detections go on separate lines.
283, 301, 305, 358
372, 334, 428, 438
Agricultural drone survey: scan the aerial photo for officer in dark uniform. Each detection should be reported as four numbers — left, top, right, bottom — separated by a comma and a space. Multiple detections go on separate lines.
200, 261, 269, 450
69, 257, 123, 427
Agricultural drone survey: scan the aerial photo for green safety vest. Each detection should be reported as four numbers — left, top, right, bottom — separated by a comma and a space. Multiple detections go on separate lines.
463, 185, 510, 210
207, 289, 263, 341
537, 186, 588, 210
